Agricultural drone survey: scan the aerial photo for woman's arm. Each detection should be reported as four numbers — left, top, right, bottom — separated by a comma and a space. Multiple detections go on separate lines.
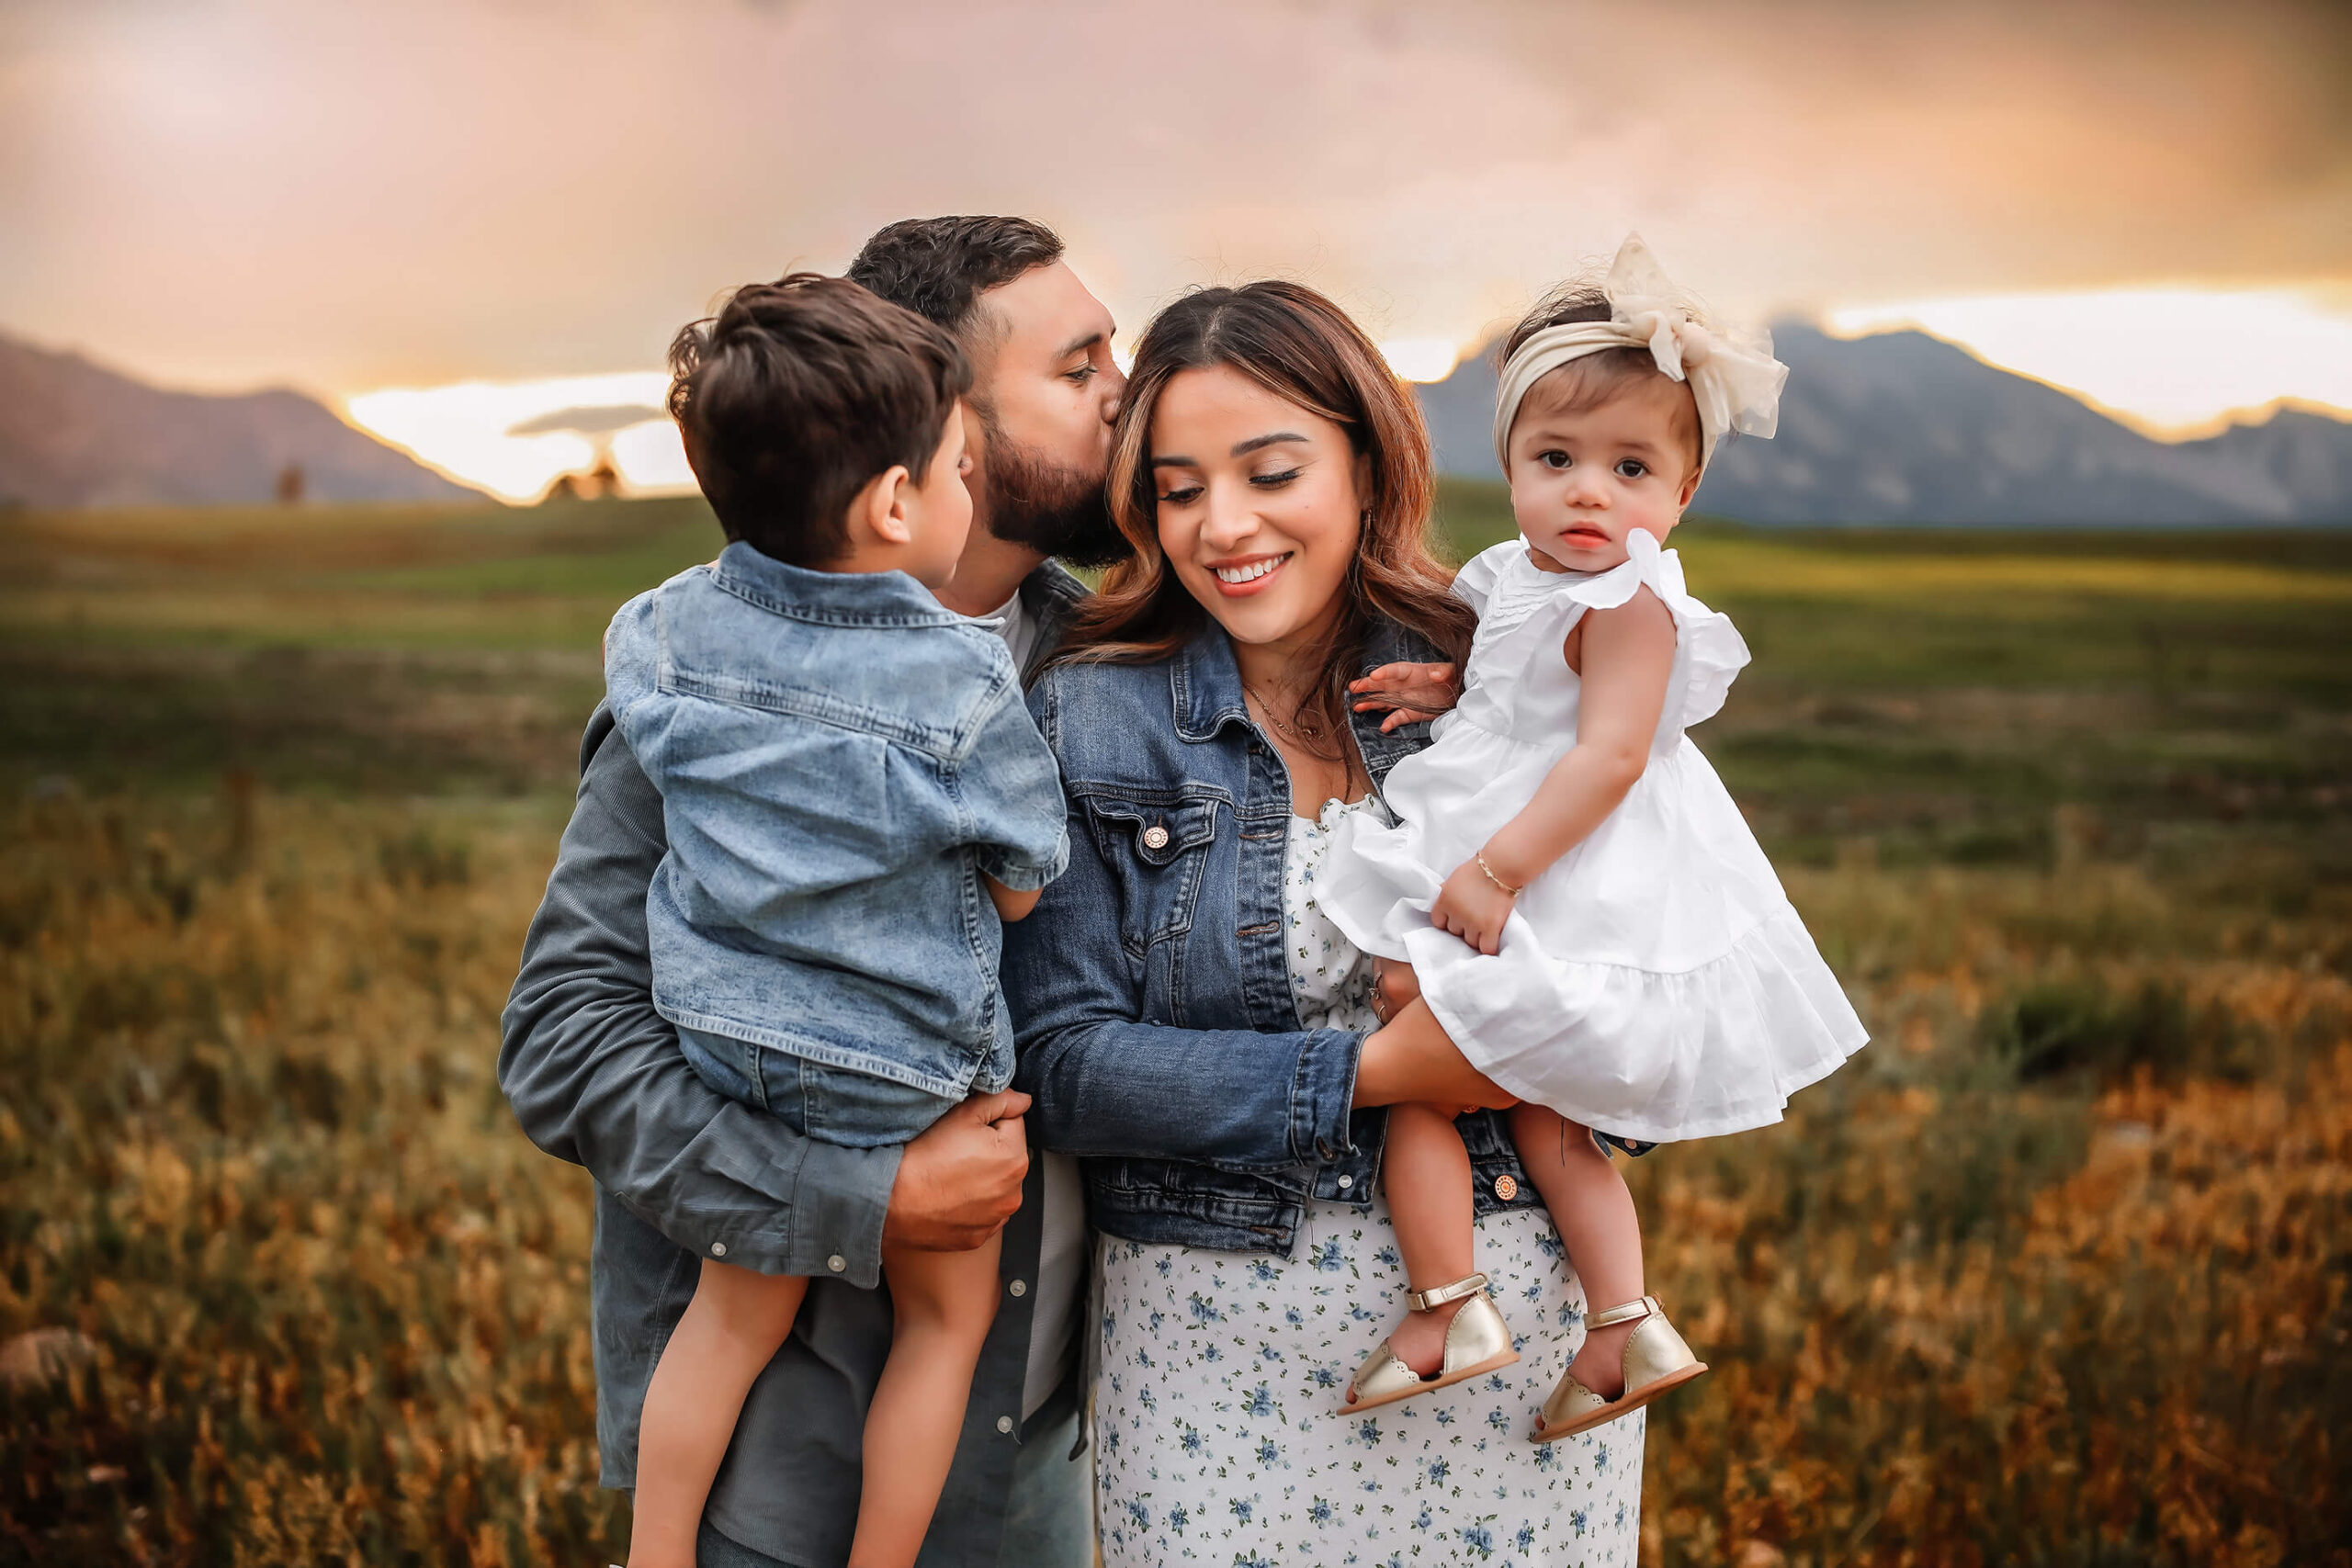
1428, 588, 1677, 953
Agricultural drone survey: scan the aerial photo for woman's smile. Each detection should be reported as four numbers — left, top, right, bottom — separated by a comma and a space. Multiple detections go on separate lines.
1208, 550, 1295, 594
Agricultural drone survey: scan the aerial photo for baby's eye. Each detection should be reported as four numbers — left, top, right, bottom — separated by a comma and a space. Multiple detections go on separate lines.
1614, 458, 1648, 479
1538, 449, 1572, 470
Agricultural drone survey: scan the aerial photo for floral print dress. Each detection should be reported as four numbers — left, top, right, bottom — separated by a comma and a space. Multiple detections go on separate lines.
1093, 798, 1644, 1567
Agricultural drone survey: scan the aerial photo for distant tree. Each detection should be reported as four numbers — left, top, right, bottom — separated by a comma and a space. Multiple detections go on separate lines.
543, 472, 586, 503
586, 454, 623, 500
275, 463, 306, 505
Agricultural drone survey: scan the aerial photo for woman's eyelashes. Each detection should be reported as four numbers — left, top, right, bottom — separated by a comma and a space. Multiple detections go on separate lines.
1249, 467, 1303, 489
1156, 466, 1302, 505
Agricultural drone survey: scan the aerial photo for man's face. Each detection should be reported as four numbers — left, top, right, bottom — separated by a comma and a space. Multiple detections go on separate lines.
966, 260, 1128, 565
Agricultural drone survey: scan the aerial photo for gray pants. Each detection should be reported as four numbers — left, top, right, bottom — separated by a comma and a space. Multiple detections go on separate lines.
693, 1374, 1093, 1568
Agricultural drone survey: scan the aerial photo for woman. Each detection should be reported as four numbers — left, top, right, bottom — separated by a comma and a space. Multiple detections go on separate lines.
1003, 284, 1644, 1565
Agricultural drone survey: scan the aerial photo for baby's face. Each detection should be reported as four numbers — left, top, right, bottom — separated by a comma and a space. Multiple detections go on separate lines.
1504, 376, 1701, 573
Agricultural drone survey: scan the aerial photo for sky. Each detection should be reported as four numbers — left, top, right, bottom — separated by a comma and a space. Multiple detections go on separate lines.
4, 0, 2348, 499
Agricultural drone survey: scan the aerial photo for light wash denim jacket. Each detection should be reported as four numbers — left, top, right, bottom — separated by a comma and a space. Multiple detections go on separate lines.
1003, 618, 1542, 1257
605, 542, 1070, 1100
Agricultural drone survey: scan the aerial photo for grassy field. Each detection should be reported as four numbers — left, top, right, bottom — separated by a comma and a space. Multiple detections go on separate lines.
1, 493, 2346, 1565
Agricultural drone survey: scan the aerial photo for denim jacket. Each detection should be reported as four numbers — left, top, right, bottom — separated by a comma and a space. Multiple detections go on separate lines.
605, 542, 1070, 1102
1003, 617, 1543, 1256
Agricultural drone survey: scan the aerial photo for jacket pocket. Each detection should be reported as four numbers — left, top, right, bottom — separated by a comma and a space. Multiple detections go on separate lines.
1075, 791, 1220, 955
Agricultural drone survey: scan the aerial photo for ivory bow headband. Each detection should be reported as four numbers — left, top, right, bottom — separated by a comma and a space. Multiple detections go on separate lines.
1491, 234, 1789, 474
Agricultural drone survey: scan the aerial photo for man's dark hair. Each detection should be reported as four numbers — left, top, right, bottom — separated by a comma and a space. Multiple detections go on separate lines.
667, 273, 970, 567
847, 216, 1066, 341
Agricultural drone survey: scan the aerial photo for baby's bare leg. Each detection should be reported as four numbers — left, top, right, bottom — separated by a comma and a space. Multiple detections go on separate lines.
848, 1235, 1004, 1568
1509, 1101, 1645, 1398
629, 1259, 808, 1568
1373, 1100, 1478, 1382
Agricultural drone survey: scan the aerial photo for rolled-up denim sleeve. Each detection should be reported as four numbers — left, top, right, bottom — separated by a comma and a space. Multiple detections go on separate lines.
1001, 687, 1364, 1168
956, 674, 1070, 894
497, 706, 899, 1287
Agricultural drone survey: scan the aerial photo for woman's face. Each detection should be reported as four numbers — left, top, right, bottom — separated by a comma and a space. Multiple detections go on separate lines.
1148, 365, 1368, 655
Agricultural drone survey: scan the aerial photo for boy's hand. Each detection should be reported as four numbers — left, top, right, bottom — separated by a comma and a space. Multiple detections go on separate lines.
1348, 662, 1461, 733
883, 1089, 1032, 1251
1429, 857, 1513, 956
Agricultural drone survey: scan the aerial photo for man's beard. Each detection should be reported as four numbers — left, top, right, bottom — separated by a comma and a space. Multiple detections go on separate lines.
973, 406, 1129, 568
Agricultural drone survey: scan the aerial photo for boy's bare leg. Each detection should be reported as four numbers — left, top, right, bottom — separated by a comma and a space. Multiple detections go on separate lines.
1509, 1101, 1645, 1398
628, 1259, 809, 1568
847, 1235, 1004, 1568
1372, 1099, 1479, 1382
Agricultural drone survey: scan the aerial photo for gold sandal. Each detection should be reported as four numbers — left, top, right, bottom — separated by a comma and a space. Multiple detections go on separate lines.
1343, 1271, 1521, 1412
1531, 1293, 1707, 1442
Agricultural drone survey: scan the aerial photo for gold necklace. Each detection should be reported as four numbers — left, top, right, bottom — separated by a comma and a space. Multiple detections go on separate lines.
1244, 680, 1322, 742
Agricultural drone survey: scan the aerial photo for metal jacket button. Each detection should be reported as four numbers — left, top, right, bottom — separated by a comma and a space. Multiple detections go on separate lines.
1493, 1174, 1519, 1201
827, 1255, 847, 1273
996, 1415, 1014, 1434
1141, 824, 1170, 851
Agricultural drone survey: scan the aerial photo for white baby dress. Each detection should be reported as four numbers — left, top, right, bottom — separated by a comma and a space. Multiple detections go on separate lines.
1321, 531, 1867, 1145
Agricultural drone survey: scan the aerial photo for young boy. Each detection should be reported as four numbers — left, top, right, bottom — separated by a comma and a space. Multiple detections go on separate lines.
605, 274, 1069, 1568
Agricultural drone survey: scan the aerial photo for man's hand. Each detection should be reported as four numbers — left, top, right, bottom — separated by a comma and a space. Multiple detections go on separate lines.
1429, 856, 1513, 956
883, 1089, 1032, 1251
1348, 661, 1461, 733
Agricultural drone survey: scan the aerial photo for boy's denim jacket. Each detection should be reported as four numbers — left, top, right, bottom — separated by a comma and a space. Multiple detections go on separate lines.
605, 542, 1069, 1102
1003, 617, 1542, 1256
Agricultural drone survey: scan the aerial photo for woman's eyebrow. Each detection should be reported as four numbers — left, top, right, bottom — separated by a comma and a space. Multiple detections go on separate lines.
1231, 432, 1308, 457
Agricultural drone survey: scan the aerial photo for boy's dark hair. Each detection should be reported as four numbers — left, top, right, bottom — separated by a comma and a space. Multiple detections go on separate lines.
1501, 283, 1702, 473
847, 216, 1066, 342
667, 273, 971, 567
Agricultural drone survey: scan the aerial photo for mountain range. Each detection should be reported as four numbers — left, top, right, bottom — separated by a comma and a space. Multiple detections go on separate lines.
0, 332, 481, 509
1415, 321, 2352, 525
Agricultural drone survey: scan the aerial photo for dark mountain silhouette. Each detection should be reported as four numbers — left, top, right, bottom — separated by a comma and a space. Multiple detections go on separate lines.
1415, 321, 2352, 525
0, 331, 484, 509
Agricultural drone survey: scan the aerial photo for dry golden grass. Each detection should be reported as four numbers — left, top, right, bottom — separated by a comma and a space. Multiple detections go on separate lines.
4, 788, 2342, 1564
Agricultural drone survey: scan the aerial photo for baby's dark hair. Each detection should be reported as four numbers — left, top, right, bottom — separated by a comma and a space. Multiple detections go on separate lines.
667, 273, 972, 567
1500, 282, 1702, 474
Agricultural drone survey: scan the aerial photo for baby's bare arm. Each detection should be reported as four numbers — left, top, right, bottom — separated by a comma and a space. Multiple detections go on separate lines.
1427, 589, 1677, 953
985, 876, 1043, 923
1487, 587, 1676, 879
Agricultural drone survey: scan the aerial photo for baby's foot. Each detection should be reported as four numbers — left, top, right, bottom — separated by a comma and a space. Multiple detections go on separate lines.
1569, 1317, 1636, 1402
1367, 1297, 1469, 1388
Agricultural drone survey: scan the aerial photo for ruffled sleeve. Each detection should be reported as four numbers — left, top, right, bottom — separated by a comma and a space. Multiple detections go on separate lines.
1449, 540, 1521, 616
1629, 530, 1750, 732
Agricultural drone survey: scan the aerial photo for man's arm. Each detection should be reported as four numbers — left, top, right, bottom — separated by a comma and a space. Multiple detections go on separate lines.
497, 705, 1024, 1284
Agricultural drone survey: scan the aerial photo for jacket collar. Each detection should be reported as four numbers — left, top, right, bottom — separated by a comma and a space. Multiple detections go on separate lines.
710, 540, 964, 627
1168, 615, 1442, 776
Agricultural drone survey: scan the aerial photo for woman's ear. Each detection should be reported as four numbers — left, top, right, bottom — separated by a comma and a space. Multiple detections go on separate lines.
848, 465, 916, 548
1351, 450, 1377, 530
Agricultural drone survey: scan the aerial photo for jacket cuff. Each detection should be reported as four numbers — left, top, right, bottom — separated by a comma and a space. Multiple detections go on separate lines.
1287, 1027, 1366, 1165
978, 828, 1072, 894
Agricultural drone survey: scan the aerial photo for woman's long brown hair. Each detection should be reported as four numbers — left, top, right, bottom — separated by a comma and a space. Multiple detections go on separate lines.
1054, 281, 1474, 753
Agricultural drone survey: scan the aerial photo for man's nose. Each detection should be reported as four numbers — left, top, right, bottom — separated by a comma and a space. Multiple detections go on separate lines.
1099, 366, 1128, 424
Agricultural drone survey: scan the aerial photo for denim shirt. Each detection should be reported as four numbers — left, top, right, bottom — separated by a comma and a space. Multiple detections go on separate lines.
606, 542, 1070, 1100
1003, 617, 1544, 1256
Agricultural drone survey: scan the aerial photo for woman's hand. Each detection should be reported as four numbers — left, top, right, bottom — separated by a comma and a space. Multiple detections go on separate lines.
1428, 856, 1514, 956
1347, 661, 1460, 733
1354, 1001, 1516, 1116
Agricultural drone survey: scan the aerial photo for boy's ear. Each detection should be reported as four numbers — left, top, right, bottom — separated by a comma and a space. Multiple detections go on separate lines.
849, 465, 916, 548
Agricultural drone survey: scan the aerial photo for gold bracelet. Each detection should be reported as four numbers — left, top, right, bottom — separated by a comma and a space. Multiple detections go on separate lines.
1474, 851, 1522, 896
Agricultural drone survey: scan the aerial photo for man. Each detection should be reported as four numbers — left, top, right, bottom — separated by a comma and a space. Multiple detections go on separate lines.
499, 215, 1126, 1568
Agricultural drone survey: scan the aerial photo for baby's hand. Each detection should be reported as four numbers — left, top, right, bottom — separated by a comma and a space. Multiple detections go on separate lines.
1348, 661, 1460, 734
1429, 858, 1513, 956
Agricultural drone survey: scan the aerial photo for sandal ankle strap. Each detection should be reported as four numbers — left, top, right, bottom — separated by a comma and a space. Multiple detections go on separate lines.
1585, 1293, 1661, 1330
1405, 1271, 1490, 1312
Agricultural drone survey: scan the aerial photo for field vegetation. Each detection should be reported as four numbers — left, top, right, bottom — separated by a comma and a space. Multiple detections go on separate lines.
2, 491, 2346, 1565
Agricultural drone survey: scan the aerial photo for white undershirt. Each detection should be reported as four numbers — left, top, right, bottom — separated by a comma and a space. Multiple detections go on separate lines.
967, 589, 1084, 1419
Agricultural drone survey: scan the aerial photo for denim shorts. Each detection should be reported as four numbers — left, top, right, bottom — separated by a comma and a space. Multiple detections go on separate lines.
677, 1027, 959, 1149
